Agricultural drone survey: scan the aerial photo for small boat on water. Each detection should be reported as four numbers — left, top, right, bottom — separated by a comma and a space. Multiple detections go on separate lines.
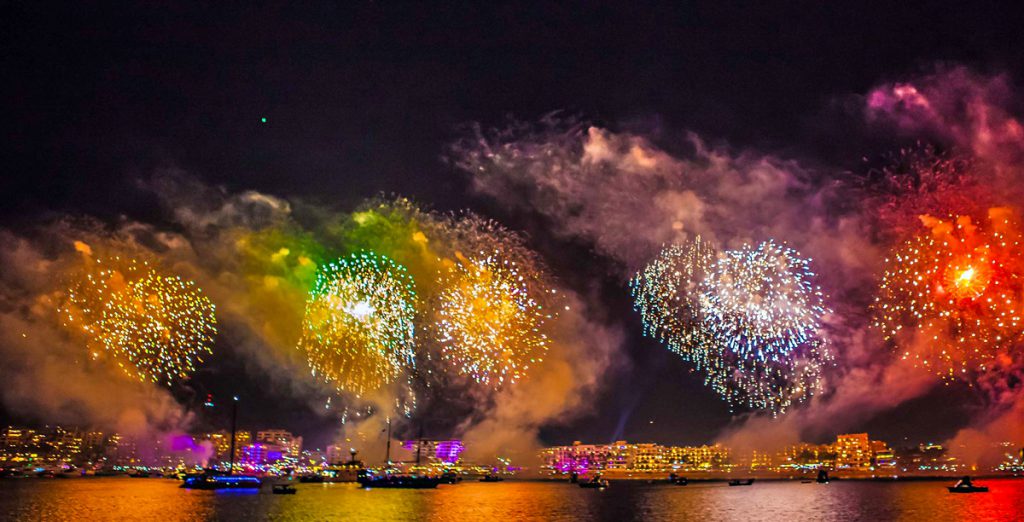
579, 475, 609, 489
440, 471, 463, 484
480, 474, 504, 482
669, 474, 688, 486
728, 479, 755, 486
181, 472, 262, 490
948, 476, 988, 493
816, 469, 830, 484
272, 484, 297, 495
948, 485, 988, 493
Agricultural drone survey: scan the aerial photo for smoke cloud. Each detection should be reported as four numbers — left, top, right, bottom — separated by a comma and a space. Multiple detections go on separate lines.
0, 223, 198, 455
3, 63, 1022, 465
0, 167, 622, 462
449, 65, 1024, 450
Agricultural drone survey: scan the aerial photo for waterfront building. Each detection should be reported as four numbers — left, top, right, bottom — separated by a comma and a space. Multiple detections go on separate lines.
0, 427, 41, 464
835, 433, 873, 470
540, 441, 620, 474
256, 429, 303, 458
994, 442, 1023, 473
203, 430, 251, 463
540, 441, 731, 474
871, 440, 896, 468
778, 443, 836, 470
749, 450, 774, 471
399, 440, 466, 465
239, 442, 287, 467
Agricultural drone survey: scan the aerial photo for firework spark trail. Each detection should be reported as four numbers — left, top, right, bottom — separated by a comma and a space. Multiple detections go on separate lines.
701, 336, 829, 414
59, 257, 217, 385
631, 238, 831, 415
434, 251, 555, 388
873, 209, 1024, 381
298, 251, 418, 399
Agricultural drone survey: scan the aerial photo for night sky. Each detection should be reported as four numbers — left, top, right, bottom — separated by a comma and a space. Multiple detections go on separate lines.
5, 2, 1024, 450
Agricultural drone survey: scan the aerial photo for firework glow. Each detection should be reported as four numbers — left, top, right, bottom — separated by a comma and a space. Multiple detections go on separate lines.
59, 257, 217, 385
873, 209, 1024, 380
298, 251, 418, 398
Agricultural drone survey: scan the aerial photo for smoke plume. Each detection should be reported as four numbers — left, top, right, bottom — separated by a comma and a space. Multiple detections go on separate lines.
448, 65, 1024, 451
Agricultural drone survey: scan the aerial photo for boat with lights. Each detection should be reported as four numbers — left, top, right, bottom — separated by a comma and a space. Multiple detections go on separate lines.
356, 470, 442, 489
578, 474, 609, 489
181, 472, 262, 490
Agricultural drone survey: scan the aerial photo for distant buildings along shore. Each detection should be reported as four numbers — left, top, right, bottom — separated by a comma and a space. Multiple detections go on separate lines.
540, 433, 1024, 476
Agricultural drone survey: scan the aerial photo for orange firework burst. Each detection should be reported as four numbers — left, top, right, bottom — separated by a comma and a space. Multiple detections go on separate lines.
59, 256, 217, 385
433, 251, 554, 388
873, 208, 1024, 380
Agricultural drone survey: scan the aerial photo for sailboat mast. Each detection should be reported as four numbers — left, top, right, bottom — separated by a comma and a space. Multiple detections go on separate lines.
385, 417, 392, 465
228, 396, 239, 475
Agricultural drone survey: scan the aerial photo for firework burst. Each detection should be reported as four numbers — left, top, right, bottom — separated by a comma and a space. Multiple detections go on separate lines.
630, 237, 715, 358
434, 251, 554, 387
631, 238, 831, 415
873, 209, 1024, 380
60, 257, 217, 385
298, 251, 418, 398
700, 240, 830, 362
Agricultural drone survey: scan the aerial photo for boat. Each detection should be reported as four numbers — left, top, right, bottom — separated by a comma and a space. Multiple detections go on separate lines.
816, 469, 830, 484
181, 472, 262, 490
948, 476, 988, 493
297, 474, 325, 483
440, 471, 463, 484
948, 485, 989, 493
479, 474, 504, 482
728, 479, 755, 486
272, 484, 297, 495
668, 473, 687, 486
357, 471, 442, 489
578, 475, 609, 489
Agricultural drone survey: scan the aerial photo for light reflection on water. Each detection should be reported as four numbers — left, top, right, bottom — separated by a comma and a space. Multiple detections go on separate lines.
1, 478, 1023, 521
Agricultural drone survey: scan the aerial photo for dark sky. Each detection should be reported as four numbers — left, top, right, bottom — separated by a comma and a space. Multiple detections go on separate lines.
5, 1, 1024, 449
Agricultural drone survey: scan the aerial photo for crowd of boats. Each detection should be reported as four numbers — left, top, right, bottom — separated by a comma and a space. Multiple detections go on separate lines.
1, 465, 994, 494
563, 469, 991, 493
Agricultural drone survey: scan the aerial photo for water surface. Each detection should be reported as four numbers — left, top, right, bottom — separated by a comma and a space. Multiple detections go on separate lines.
2, 477, 1022, 521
